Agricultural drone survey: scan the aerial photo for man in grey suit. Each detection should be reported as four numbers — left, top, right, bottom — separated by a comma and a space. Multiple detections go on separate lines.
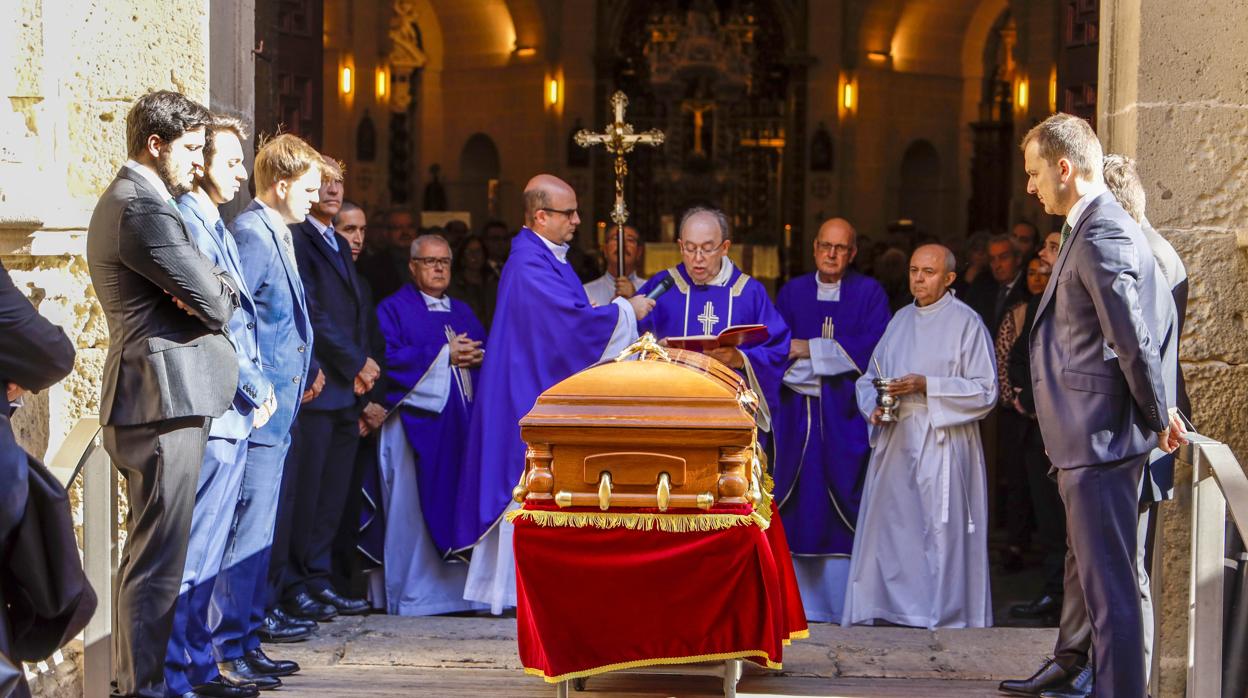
87, 90, 241, 698
999, 114, 1185, 698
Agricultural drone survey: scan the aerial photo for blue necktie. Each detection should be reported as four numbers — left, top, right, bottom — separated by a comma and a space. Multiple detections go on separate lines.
322, 226, 339, 252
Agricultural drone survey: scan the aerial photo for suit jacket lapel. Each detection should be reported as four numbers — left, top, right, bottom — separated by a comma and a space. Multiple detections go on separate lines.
1033, 192, 1112, 323
252, 202, 307, 311
300, 223, 362, 304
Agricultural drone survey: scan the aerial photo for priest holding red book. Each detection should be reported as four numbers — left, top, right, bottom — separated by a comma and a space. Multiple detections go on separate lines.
636, 207, 790, 438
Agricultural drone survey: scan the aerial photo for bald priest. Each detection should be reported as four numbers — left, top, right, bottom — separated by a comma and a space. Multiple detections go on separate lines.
453, 175, 655, 613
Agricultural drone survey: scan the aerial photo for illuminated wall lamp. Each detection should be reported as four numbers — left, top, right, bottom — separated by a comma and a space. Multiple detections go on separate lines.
1016, 78, 1029, 112
340, 66, 353, 95
514, 45, 537, 58
842, 81, 855, 111
376, 67, 388, 99
548, 78, 560, 106
866, 50, 890, 63
1048, 67, 1058, 112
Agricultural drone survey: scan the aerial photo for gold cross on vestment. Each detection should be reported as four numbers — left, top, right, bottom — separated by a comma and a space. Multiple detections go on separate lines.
575, 91, 665, 277
697, 301, 720, 335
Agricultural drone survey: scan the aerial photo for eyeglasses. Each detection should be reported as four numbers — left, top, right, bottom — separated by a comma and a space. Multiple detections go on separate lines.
816, 242, 854, 256
539, 207, 579, 219
413, 257, 452, 269
680, 240, 727, 257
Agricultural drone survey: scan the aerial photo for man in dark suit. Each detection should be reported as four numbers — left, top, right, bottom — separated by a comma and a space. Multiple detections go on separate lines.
1, 261, 78, 698
1000, 114, 1184, 698
282, 156, 375, 619
86, 91, 241, 698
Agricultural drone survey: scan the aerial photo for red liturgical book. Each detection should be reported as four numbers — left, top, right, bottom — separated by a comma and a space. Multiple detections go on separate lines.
664, 324, 769, 352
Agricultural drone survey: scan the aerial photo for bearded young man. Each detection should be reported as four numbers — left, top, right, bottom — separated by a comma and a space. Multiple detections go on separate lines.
87, 90, 242, 698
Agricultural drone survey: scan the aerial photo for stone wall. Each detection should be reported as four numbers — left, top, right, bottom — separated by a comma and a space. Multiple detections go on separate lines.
1100, 0, 1248, 695
0, 0, 211, 461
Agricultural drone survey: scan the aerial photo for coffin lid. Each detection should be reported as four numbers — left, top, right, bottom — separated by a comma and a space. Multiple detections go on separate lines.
520, 348, 757, 431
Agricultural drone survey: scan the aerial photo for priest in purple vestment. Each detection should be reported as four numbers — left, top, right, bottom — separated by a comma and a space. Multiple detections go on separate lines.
636, 207, 790, 438
774, 218, 891, 622
456, 175, 655, 613
372, 233, 488, 615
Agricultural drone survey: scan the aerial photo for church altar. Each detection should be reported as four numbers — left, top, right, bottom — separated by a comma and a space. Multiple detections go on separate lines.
508, 337, 807, 689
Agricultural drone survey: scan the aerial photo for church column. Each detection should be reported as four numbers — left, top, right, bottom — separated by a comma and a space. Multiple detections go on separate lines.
1099, 2, 1248, 696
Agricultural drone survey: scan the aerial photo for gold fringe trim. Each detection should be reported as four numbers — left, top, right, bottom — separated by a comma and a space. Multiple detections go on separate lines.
523, 648, 782, 684
781, 628, 810, 646
507, 508, 768, 532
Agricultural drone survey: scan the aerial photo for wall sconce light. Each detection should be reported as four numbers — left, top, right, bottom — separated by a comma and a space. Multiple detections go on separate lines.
548, 77, 560, 106
375, 66, 388, 99
866, 50, 890, 63
514, 45, 537, 58
340, 66, 353, 95
1048, 66, 1058, 112
1016, 78, 1029, 112
842, 80, 856, 111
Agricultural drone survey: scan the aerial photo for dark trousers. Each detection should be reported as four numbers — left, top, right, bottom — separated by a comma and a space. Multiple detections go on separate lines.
331, 431, 374, 596
104, 417, 209, 698
284, 408, 361, 599
1023, 419, 1066, 596
1053, 454, 1147, 698
998, 408, 1033, 550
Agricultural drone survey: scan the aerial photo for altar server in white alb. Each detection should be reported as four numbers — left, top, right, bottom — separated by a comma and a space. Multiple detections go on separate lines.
844, 244, 997, 629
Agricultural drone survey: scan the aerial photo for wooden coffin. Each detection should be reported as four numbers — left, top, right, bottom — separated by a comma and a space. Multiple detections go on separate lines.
515, 345, 761, 511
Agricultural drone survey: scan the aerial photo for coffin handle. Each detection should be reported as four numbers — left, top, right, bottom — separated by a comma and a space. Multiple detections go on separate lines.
597, 471, 613, 511
656, 472, 671, 512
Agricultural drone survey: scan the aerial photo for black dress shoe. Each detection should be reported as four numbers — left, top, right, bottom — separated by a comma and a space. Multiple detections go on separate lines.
272, 606, 317, 629
1010, 594, 1063, 619
999, 658, 1078, 695
244, 647, 301, 677
219, 658, 283, 691
285, 591, 338, 622
311, 587, 370, 616
1040, 663, 1093, 698
258, 611, 313, 644
190, 676, 259, 698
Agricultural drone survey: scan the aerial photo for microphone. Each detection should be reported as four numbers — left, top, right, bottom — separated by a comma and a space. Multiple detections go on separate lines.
644, 276, 675, 301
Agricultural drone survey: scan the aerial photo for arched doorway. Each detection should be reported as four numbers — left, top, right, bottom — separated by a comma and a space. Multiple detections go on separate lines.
898, 140, 942, 237
457, 133, 501, 231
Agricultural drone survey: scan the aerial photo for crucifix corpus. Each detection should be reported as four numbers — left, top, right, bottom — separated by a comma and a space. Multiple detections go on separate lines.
575, 91, 665, 278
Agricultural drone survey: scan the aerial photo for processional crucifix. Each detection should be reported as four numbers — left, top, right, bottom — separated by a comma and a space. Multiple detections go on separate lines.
575, 91, 665, 278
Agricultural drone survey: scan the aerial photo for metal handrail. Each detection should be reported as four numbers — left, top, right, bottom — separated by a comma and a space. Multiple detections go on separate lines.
43, 416, 115, 698
1179, 434, 1248, 698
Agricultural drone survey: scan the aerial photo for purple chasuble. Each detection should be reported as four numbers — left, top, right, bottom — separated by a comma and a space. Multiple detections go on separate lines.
453, 228, 623, 553
774, 271, 890, 555
636, 263, 791, 432
376, 283, 486, 557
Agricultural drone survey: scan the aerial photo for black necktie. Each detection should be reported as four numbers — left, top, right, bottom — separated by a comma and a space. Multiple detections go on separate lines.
1060, 221, 1073, 249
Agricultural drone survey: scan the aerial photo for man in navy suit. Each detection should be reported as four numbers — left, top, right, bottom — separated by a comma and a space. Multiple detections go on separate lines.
999, 114, 1185, 698
216, 134, 324, 669
281, 156, 374, 619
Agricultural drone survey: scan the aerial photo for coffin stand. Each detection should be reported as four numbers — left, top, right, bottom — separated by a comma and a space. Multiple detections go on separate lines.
510, 336, 804, 696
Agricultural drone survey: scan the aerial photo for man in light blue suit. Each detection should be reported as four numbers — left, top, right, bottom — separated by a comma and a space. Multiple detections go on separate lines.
212, 134, 324, 686
165, 114, 272, 698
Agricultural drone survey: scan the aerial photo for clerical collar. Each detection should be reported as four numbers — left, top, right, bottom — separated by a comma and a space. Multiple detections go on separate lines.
915, 289, 954, 315
420, 289, 451, 311
815, 275, 842, 302
1065, 182, 1110, 233
124, 159, 174, 203
689, 258, 735, 287
529, 227, 570, 264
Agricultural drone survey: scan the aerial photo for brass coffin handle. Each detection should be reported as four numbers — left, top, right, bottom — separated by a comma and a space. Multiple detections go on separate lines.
657, 472, 671, 512
554, 491, 573, 508
598, 471, 613, 511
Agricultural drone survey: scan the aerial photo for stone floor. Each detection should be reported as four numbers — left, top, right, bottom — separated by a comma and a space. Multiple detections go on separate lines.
266, 614, 1055, 697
